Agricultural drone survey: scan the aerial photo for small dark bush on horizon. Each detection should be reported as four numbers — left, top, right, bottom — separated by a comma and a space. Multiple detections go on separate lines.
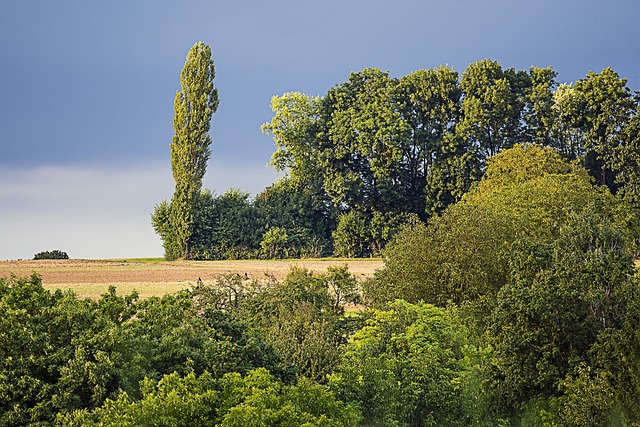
33, 250, 69, 260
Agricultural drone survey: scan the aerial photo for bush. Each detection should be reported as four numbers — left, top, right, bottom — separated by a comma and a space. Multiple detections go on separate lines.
33, 249, 69, 260
328, 300, 491, 426
366, 144, 635, 308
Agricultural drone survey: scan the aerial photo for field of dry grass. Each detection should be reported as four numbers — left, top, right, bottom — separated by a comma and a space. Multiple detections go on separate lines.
0, 258, 384, 299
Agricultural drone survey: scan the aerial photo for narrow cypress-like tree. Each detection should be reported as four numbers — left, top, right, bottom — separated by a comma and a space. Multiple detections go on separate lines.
170, 42, 219, 259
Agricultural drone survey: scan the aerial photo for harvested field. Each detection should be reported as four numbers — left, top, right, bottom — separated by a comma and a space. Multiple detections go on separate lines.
0, 258, 384, 299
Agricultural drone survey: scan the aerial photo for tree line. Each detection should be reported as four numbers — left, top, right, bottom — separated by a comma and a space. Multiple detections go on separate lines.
154, 46, 640, 260
261, 62, 640, 258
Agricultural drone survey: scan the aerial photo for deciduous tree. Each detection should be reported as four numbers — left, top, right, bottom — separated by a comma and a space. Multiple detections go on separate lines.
458, 60, 529, 163
556, 68, 635, 190
168, 41, 219, 259
328, 300, 490, 426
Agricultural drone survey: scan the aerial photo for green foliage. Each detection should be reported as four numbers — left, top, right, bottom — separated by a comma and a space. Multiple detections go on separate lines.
458, 59, 530, 160
261, 92, 322, 185
612, 113, 640, 207
329, 300, 493, 427
260, 226, 289, 258
551, 68, 636, 191
584, 275, 640, 424
360, 141, 640, 423
332, 210, 370, 258
0, 274, 286, 425
156, 179, 336, 260
486, 212, 638, 422
262, 65, 477, 242
57, 369, 361, 427
151, 199, 183, 260
396, 66, 471, 215
332, 210, 414, 258
482, 142, 572, 184
555, 365, 623, 427
254, 178, 335, 257
243, 266, 361, 383
523, 66, 559, 146
262, 61, 640, 261
217, 369, 361, 427
33, 249, 69, 260
321, 68, 407, 214
0, 275, 137, 425
190, 189, 261, 260
367, 144, 633, 308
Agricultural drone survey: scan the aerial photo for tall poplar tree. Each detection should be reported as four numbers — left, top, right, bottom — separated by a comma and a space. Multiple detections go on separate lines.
170, 41, 219, 259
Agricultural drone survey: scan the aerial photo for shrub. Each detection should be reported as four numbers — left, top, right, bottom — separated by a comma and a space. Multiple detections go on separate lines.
33, 249, 69, 260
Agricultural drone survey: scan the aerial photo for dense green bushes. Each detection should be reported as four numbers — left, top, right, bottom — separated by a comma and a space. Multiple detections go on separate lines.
153, 181, 336, 260
0, 274, 287, 425
363, 145, 640, 424
328, 300, 490, 426
58, 369, 361, 427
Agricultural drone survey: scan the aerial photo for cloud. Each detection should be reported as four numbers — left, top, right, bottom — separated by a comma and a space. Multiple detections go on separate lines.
0, 161, 276, 260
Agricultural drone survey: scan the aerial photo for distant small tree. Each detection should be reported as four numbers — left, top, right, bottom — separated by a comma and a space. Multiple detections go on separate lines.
33, 250, 69, 260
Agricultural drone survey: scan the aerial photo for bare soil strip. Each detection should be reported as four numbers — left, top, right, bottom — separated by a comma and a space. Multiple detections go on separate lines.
0, 258, 384, 299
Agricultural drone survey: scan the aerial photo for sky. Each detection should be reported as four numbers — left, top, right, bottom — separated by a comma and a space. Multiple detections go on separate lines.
1, 0, 639, 260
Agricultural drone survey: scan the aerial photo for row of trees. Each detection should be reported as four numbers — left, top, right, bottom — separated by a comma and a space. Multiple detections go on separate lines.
6, 146, 640, 425
154, 48, 640, 260
262, 62, 640, 257
153, 183, 335, 260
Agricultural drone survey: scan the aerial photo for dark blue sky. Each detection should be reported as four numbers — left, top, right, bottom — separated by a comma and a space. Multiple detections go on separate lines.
1, 0, 639, 259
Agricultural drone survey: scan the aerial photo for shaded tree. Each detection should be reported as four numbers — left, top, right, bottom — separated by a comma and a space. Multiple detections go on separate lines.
555, 68, 635, 190
487, 210, 637, 422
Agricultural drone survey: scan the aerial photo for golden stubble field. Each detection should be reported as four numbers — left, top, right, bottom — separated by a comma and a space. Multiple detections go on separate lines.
0, 258, 384, 299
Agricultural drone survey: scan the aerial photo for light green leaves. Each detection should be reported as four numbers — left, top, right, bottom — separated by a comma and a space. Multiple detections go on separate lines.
167, 42, 219, 259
